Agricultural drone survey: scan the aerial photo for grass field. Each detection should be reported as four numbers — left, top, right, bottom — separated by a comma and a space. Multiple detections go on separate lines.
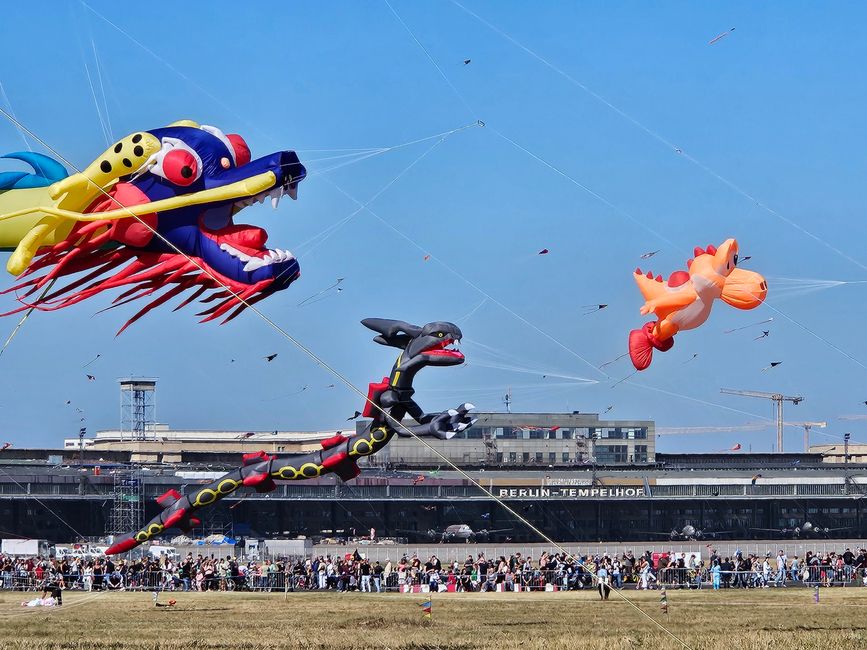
0, 588, 865, 650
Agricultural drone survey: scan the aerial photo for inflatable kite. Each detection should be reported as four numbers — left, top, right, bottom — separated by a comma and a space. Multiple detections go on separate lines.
629, 239, 767, 370
0, 120, 305, 331
105, 317, 474, 554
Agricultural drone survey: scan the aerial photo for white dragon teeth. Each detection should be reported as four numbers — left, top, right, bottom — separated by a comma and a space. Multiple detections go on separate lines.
222, 242, 295, 273
243, 259, 267, 272
271, 194, 280, 209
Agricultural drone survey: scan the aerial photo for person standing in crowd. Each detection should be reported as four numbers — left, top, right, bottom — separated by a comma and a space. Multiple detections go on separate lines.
711, 560, 721, 590
360, 557, 372, 592
372, 560, 384, 592
611, 557, 622, 589
596, 563, 611, 600
775, 550, 787, 587
787, 555, 798, 583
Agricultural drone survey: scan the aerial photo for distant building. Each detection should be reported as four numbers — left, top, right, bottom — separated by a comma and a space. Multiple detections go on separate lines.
66, 412, 654, 467
357, 411, 655, 467
810, 443, 867, 464
64, 424, 339, 463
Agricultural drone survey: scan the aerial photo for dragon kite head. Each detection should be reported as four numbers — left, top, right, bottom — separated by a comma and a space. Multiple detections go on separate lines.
1, 120, 306, 331
362, 318, 465, 388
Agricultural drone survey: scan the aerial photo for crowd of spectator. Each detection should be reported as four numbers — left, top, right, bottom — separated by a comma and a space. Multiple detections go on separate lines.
2, 546, 867, 595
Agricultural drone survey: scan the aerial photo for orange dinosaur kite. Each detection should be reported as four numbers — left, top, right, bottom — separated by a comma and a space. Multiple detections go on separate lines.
628, 239, 767, 370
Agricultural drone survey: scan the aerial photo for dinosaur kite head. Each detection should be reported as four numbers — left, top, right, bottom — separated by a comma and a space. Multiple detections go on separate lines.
362, 318, 465, 371
721, 268, 767, 309
3, 120, 306, 331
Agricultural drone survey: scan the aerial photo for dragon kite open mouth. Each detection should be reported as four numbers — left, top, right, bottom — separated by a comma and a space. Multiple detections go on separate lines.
0, 120, 306, 332
421, 337, 464, 360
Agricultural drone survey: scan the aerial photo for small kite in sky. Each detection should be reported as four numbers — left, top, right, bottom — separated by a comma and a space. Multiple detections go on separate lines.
683, 353, 698, 364
761, 361, 782, 372
1, 442, 11, 451
538, 248, 549, 255
65, 400, 71, 405
423, 254, 431, 261
724, 317, 773, 334
326, 384, 335, 389
86, 374, 95, 381
708, 28, 735, 45
83, 354, 100, 368
730, 443, 742, 451
298, 278, 344, 307
611, 370, 638, 388
754, 330, 770, 341
640, 250, 660, 260
741, 256, 752, 263
582, 304, 608, 315
463, 59, 471, 65
604, 405, 614, 413
600, 352, 629, 369
347, 410, 362, 421
264, 354, 278, 362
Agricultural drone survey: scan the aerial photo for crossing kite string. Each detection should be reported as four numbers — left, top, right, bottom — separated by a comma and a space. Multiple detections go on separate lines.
0, 95, 699, 647
375, 1, 867, 416
448, 0, 867, 275
0, 109, 663, 632
0, 80, 32, 152
0, 15, 833, 646
381, 6, 694, 647
0, 464, 86, 540
297, 135, 453, 258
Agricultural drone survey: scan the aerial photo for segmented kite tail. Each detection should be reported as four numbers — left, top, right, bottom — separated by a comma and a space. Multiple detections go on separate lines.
106, 425, 395, 554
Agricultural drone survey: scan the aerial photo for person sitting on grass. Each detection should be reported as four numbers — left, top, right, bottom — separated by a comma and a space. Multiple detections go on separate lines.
42, 576, 63, 605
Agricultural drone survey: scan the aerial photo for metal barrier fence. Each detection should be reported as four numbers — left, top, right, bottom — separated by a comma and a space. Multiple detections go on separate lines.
654, 565, 866, 588
3, 566, 865, 593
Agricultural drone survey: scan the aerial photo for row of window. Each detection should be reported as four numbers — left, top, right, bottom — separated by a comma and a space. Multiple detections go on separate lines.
451, 426, 649, 440
496, 451, 574, 463
490, 445, 651, 465
594, 444, 649, 464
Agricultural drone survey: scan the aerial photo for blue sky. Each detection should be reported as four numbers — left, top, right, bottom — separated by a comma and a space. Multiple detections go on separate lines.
1, 1, 867, 453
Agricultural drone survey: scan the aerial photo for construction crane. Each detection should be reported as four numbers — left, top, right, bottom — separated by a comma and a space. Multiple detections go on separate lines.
720, 389, 804, 452
783, 421, 826, 452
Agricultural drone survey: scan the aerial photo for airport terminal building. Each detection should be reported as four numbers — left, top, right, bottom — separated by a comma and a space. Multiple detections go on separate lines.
3, 410, 865, 544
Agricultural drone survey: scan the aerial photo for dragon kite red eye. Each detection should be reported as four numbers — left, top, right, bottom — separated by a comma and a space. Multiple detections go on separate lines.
227, 134, 251, 167
161, 148, 198, 186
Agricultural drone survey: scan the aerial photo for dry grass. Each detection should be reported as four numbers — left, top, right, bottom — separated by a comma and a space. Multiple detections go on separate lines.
0, 588, 865, 650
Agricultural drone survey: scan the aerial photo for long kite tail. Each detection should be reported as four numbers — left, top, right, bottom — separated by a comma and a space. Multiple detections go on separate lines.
106, 427, 393, 554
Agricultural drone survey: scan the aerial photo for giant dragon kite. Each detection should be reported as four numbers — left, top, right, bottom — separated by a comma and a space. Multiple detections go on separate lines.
629, 239, 767, 370
106, 317, 474, 554
0, 120, 305, 330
